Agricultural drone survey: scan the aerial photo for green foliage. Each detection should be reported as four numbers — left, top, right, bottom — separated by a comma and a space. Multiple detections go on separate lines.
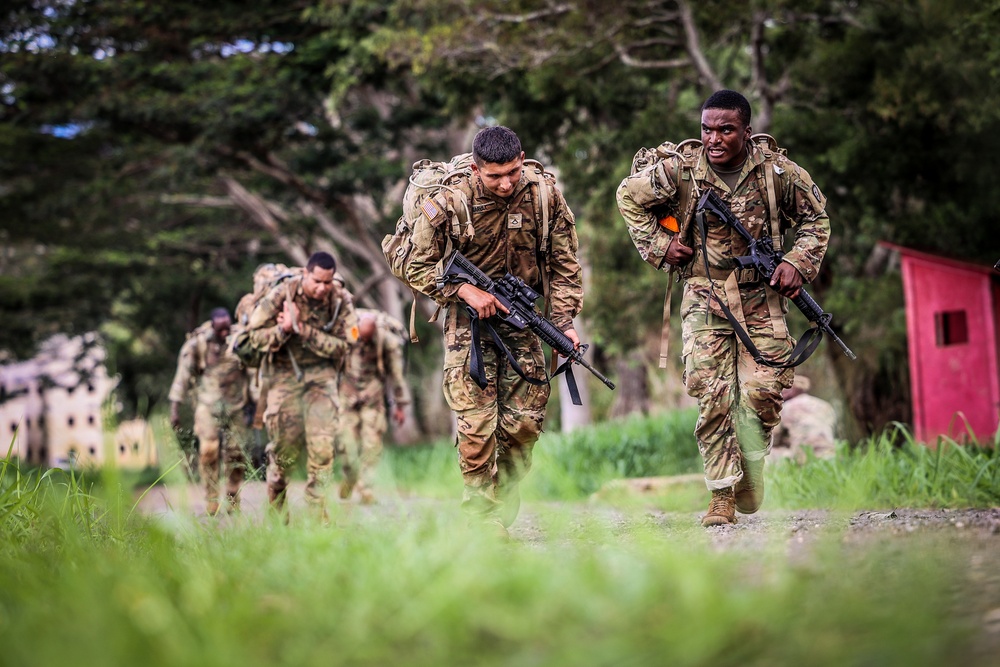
0, 450, 993, 667
771, 425, 1000, 510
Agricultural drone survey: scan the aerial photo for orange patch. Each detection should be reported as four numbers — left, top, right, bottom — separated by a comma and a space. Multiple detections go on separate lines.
349, 325, 360, 342
658, 215, 679, 233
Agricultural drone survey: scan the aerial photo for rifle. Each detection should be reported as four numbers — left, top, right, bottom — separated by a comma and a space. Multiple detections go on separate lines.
696, 190, 857, 364
438, 251, 615, 403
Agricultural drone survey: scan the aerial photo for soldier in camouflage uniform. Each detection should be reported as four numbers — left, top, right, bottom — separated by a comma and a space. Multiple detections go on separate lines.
406, 126, 584, 536
617, 90, 831, 527
336, 309, 411, 504
246, 251, 359, 519
772, 375, 837, 463
168, 308, 249, 515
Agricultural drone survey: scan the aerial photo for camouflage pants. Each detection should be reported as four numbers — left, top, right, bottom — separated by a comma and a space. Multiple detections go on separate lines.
337, 402, 387, 494
263, 366, 340, 510
442, 326, 550, 520
193, 401, 248, 506
681, 290, 794, 490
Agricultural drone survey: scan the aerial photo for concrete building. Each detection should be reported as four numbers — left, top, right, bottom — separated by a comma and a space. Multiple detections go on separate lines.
0, 333, 157, 469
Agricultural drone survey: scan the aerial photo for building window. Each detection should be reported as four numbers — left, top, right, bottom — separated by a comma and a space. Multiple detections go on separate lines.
68, 416, 75, 427
39, 446, 47, 461
9, 422, 16, 434
88, 447, 96, 456
935, 310, 969, 347
88, 415, 95, 425
87, 384, 95, 393
38, 414, 45, 427
25, 417, 31, 428
119, 445, 126, 455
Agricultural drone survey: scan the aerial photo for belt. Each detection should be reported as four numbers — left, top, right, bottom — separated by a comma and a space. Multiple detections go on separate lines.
685, 261, 761, 285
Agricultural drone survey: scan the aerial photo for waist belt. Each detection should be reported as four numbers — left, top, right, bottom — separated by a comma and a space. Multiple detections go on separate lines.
686, 262, 760, 285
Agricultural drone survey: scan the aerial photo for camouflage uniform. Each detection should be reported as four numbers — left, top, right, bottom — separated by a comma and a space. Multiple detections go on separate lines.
406, 158, 583, 522
246, 275, 359, 513
168, 321, 249, 509
617, 139, 830, 490
772, 392, 837, 463
337, 309, 411, 499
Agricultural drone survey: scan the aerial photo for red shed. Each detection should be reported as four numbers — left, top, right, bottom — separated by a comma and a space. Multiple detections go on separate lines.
882, 243, 1000, 443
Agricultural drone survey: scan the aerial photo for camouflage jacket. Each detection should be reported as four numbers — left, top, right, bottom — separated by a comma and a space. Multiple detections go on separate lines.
617, 139, 830, 330
167, 321, 248, 411
246, 275, 359, 375
406, 158, 584, 332
341, 309, 411, 411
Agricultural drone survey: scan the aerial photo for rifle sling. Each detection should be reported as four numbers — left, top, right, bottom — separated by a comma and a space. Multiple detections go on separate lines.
696, 210, 822, 369
467, 310, 584, 405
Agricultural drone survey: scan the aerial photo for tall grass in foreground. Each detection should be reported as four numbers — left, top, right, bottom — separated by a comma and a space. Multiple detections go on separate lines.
771, 424, 1000, 510
0, 456, 990, 667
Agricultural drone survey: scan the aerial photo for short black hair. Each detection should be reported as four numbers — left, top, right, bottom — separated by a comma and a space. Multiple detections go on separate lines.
210, 307, 230, 321
472, 126, 522, 166
702, 90, 752, 128
306, 251, 337, 272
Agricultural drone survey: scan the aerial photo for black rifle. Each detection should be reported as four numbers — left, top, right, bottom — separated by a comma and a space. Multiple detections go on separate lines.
438, 251, 615, 404
697, 190, 857, 365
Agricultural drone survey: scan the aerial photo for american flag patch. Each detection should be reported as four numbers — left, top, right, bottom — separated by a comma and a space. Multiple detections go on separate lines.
421, 199, 441, 220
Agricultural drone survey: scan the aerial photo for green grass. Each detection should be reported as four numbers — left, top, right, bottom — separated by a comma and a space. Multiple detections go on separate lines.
2, 418, 998, 667
771, 423, 1000, 510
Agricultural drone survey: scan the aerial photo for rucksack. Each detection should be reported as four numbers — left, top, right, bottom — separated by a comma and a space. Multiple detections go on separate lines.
230, 263, 300, 368
382, 154, 555, 341
627, 134, 786, 368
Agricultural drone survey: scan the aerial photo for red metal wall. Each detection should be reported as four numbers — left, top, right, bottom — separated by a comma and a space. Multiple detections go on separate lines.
901, 253, 1000, 443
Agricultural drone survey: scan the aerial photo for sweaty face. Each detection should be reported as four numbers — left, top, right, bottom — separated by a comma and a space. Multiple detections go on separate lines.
302, 266, 335, 301
701, 108, 751, 171
472, 152, 525, 198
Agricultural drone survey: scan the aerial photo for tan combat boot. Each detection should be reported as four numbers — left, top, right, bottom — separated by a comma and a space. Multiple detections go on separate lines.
701, 487, 737, 527
735, 458, 765, 514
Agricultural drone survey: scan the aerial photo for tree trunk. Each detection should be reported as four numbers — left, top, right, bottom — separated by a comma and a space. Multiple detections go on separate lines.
558, 316, 592, 432
608, 349, 651, 418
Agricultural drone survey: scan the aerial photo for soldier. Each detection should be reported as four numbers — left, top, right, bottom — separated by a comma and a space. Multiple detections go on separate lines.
234, 263, 292, 472
336, 309, 411, 505
617, 90, 831, 527
168, 308, 249, 515
772, 375, 837, 463
246, 251, 359, 520
405, 126, 584, 536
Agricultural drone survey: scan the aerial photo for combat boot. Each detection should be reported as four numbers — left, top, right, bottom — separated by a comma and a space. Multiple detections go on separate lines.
735, 458, 765, 514
701, 487, 737, 527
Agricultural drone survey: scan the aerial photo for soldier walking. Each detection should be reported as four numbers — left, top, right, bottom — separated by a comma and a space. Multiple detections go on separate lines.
402, 126, 584, 536
336, 309, 411, 504
168, 308, 249, 515
246, 251, 359, 520
617, 90, 832, 526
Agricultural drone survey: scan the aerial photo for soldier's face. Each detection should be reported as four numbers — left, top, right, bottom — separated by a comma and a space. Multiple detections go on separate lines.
358, 317, 376, 342
211, 316, 231, 339
302, 266, 335, 301
701, 108, 751, 171
472, 152, 525, 198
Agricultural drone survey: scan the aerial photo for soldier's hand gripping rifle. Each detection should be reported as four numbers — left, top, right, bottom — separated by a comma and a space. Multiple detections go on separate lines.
696, 190, 857, 366
438, 251, 615, 405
